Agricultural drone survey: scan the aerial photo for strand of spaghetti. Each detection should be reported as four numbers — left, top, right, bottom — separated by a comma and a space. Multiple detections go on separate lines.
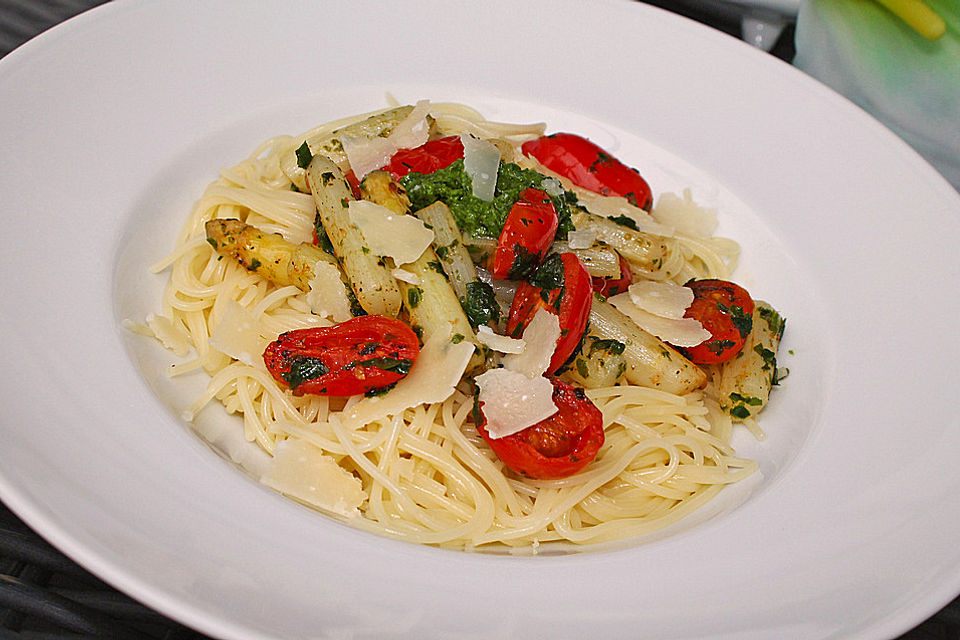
150, 235, 208, 274
475, 442, 649, 545
675, 234, 738, 280
328, 414, 463, 541
442, 396, 530, 519
397, 428, 496, 535
554, 484, 728, 544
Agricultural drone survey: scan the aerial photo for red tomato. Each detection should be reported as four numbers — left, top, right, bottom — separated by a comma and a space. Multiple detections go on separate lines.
489, 187, 559, 280
521, 133, 653, 211
676, 279, 755, 365
383, 136, 465, 180
263, 316, 420, 396
591, 253, 633, 298
506, 253, 592, 374
476, 378, 605, 479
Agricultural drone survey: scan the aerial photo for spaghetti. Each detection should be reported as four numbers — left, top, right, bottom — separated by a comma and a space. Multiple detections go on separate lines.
142, 102, 764, 550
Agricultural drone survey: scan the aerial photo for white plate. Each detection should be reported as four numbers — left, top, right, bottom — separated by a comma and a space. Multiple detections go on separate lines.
1, 1, 959, 639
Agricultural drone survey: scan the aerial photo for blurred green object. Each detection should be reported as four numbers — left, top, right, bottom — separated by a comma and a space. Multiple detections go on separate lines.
794, 0, 959, 189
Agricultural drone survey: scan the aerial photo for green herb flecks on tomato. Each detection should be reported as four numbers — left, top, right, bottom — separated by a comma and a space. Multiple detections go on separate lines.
263, 316, 420, 396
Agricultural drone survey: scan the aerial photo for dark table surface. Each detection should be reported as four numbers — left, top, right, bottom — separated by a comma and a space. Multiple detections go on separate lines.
0, 1, 957, 638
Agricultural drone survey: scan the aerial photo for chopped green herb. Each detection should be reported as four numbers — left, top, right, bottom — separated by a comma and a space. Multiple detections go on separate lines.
358, 342, 380, 356
365, 382, 396, 398
575, 358, 589, 378
362, 357, 413, 376
590, 337, 626, 355
205, 237, 218, 250
427, 259, 446, 275
407, 287, 423, 308
461, 280, 500, 328
508, 243, 540, 280
528, 253, 565, 291
295, 141, 313, 169
607, 214, 639, 231
281, 355, 328, 391
730, 405, 752, 420
754, 344, 777, 371
729, 392, 763, 406
248, 258, 261, 271
706, 339, 736, 356
717, 301, 753, 339
451, 333, 465, 344
758, 305, 787, 341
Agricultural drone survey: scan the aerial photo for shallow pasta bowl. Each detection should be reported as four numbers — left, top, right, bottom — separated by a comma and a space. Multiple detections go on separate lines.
1, 1, 959, 639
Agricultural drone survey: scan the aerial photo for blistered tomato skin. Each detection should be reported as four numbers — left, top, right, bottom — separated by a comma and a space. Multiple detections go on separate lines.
383, 136, 465, 180
477, 378, 605, 479
506, 253, 592, 374
677, 279, 755, 365
521, 133, 653, 211
263, 316, 420, 396
489, 187, 559, 280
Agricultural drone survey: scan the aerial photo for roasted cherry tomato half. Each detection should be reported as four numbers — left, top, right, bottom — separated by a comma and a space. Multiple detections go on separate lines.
506, 252, 592, 374
522, 133, 653, 210
591, 252, 633, 298
383, 135, 465, 180
676, 279, 755, 365
489, 187, 559, 280
263, 316, 420, 396
477, 378, 605, 479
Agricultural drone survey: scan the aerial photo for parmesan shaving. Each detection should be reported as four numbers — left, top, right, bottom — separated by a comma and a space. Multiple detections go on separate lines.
477, 325, 526, 354
460, 133, 500, 201
145, 313, 191, 357
391, 268, 422, 285
348, 200, 435, 265
474, 368, 558, 439
339, 134, 395, 180
340, 332, 475, 428
608, 292, 710, 347
261, 439, 365, 517
208, 300, 269, 368
501, 308, 560, 377
651, 189, 718, 238
387, 99, 431, 150
307, 261, 353, 323
627, 280, 694, 319
340, 100, 432, 179
575, 190, 674, 236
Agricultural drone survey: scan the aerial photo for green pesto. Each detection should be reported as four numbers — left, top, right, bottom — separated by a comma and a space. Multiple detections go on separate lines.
401, 159, 576, 239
